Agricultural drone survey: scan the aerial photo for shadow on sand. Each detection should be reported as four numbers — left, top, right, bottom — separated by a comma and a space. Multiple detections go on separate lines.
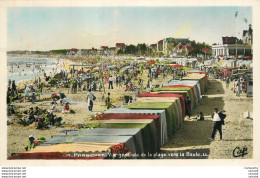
206, 79, 225, 95
194, 97, 224, 116
160, 120, 212, 159
163, 120, 213, 148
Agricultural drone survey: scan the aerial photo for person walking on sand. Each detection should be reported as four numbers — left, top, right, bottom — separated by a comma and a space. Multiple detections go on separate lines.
86, 89, 95, 112
186, 96, 191, 118
236, 79, 240, 97
31, 92, 36, 104
226, 77, 230, 88
108, 75, 114, 89
24, 86, 29, 102
209, 108, 222, 141
105, 92, 113, 109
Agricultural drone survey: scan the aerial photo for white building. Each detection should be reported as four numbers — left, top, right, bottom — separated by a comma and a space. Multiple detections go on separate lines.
212, 44, 252, 57
212, 25, 253, 57
157, 38, 191, 56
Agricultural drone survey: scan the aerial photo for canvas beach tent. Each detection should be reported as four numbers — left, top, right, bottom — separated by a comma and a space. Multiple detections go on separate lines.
123, 102, 177, 137
162, 84, 199, 106
182, 73, 207, 94
66, 128, 144, 154
163, 80, 202, 104
135, 97, 183, 130
95, 113, 160, 153
40, 135, 138, 154
152, 87, 195, 113
104, 108, 167, 146
136, 93, 185, 121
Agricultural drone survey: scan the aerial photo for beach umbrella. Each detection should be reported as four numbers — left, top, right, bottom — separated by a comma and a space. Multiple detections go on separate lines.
169, 64, 184, 68
245, 56, 252, 60
147, 61, 156, 64
77, 71, 85, 74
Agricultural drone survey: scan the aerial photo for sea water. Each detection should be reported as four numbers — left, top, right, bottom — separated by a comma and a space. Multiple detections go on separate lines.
7, 56, 59, 83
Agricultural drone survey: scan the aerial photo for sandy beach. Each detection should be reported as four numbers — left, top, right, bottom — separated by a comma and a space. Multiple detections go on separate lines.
161, 76, 253, 159
7, 68, 173, 156
7, 66, 253, 159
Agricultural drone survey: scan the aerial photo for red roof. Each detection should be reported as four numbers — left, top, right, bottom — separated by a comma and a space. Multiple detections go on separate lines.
71, 48, 77, 51
222, 37, 238, 44
201, 47, 209, 52
101, 46, 108, 49
186, 46, 195, 51
179, 45, 185, 49
169, 64, 184, 68
150, 44, 157, 47
92, 48, 97, 51
110, 47, 116, 50
158, 40, 163, 44
116, 43, 125, 47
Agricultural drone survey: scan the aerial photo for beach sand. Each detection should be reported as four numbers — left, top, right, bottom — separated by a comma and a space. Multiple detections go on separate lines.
7, 70, 173, 156
160, 76, 253, 159
7, 70, 253, 159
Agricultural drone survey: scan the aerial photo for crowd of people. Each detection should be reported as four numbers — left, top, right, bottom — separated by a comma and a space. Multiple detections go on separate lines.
7, 60, 197, 121
8, 58, 239, 153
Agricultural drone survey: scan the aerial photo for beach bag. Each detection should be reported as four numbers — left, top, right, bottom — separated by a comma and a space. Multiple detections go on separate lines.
93, 95, 96, 101
219, 112, 226, 119
219, 112, 226, 125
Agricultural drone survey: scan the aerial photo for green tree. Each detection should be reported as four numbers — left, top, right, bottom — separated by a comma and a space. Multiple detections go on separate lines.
125, 45, 138, 54
117, 49, 124, 55
50, 49, 68, 55
188, 40, 211, 56
137, 43, 147, 55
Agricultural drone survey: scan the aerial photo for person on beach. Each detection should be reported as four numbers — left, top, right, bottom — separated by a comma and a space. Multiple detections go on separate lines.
226, 77, 230, 88
186, 96, 191, 118
116, 75, 120, 88
24, 86, 29, 102
108, 75, 114, 89
8, 79, 11, 88
50, 101, 59, 112
31, 92, 36, 104
62, 102, 70, 114
25, 135, 37, 151
209, 108, 223, 141
235, 79, 240, 97
105, 92, 113, 109
86, 89, 95, 112
147, 76, 152, 89
36, 87, 41, 100
197, 112, 204, 121
73, 80, 78, 93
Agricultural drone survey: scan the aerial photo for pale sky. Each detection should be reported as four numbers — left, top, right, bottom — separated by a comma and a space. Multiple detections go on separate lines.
7, 6, 252, 51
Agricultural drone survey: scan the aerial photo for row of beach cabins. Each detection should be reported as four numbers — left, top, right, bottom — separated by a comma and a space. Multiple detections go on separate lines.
9, 70, 208, 160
